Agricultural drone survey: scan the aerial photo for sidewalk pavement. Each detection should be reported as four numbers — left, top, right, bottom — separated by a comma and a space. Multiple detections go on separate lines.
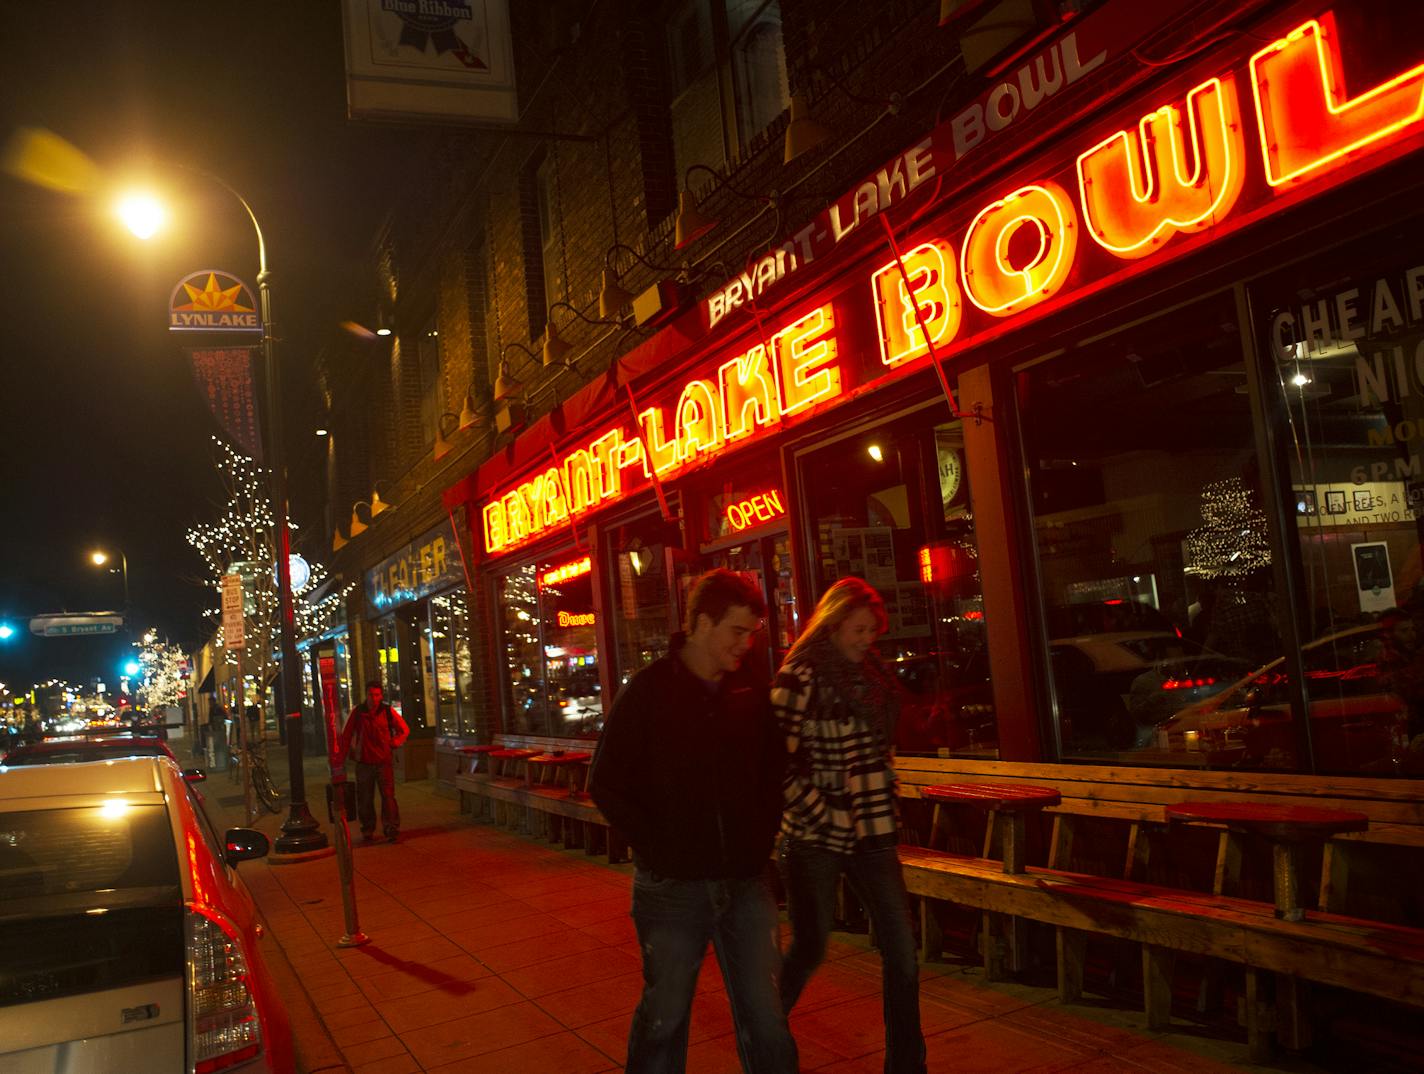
210, 759, 1325, 1074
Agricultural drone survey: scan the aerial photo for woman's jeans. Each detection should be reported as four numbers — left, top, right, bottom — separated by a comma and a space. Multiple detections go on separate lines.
626, 868, 798, 1074
780, 842, 926, 1074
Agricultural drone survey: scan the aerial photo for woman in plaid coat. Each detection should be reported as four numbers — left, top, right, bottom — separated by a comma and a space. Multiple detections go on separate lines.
771, 578, 926, 1074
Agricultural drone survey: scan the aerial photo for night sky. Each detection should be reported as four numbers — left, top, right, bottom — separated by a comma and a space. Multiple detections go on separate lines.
0, 2, 421, 689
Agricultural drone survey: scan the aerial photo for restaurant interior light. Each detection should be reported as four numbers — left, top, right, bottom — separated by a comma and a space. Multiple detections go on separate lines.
868, 444, 884, 462
1291, 372, 1311, 386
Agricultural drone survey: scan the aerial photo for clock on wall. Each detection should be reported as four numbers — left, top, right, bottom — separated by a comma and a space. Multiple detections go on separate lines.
938, 444, 962, 510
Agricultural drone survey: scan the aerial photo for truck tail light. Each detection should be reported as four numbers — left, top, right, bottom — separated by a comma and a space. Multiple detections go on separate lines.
186, 906, 262, 1073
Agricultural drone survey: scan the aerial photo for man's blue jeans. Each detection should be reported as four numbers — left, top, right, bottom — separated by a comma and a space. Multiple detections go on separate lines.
780, 842, 926, 1074
626, 868, 798, 1074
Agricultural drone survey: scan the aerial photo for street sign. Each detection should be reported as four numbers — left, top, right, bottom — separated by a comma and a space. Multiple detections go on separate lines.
221, 573, 245, 649
29, 613, 124, 637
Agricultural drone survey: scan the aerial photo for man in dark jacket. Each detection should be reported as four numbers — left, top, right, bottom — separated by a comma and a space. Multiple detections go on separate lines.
336, 681, 410, 843
589, 569, 796, 1074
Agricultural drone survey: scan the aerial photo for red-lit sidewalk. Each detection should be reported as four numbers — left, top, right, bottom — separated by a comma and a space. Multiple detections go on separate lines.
220, 771, 1311, 1074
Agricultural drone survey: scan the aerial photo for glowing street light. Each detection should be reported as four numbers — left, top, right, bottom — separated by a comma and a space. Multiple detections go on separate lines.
88, 548, 129, 608
115, 193, 166, 240
113, 173, 325, 855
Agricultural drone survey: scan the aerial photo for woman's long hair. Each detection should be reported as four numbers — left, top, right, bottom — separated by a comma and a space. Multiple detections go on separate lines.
784, 577, 889, 667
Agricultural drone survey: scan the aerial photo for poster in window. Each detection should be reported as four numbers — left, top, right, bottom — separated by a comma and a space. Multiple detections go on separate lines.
830, 527, 896, 587
1350, 542, 1395, 614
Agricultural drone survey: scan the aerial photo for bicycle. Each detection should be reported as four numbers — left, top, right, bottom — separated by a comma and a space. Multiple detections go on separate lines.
240, 739, 283, 814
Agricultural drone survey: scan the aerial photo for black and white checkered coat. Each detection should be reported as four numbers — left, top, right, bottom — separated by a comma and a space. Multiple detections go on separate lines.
771, 654, 900, 854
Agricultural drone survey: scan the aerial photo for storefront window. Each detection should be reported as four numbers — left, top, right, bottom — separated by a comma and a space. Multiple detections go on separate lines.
334, 635, 353, 716
798, 408, 994, 757
450, 589, 475, 736
1020, 294, 1285, 766
607, 514, 680, 687
425, 591, 474, 736
1253, 222, 1424, 775
497, 555, 601, 738
375, 616, 401, 705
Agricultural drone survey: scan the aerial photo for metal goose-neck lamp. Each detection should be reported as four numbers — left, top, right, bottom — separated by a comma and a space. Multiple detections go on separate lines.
598, 242, 704, 318
674, 163, 779, 250
544, 299, 622, 366
783, 93, 833, 164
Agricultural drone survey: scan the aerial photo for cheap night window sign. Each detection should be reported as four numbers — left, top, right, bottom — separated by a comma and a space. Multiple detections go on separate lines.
481, 10, 1424, 556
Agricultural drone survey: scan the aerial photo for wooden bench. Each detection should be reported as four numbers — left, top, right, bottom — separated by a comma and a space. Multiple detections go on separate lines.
899, 844, 1424, 1058
455, 735, 625, 864
894, 755, 1424, 1058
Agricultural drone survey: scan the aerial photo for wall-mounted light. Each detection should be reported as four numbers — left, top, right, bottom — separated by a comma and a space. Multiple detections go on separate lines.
375, 327, 392, 337
673, 165, 777, 250
458, 390, 484, 430
433, 411, 460, 461
783, 93, 831, 164
868, 444, 884, 462
315, 427, 329, 437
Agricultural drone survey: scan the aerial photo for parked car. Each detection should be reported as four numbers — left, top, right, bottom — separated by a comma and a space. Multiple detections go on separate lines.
889, 649, 997, 755
0, 757, 292, 1072
1050, 632, 1246, 751
1159, 626, 1409, 771
4, 733, 174, 766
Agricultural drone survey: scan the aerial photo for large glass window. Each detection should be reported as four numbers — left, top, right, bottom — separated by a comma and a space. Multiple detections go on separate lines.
607, 514, 680, 689
798, 409, 994, 757
375, 616, 401, 706
497, 555, 601, 739
1020, 294, 1285, 766
666, 0, 788, 184
1253, 222, 1424, 775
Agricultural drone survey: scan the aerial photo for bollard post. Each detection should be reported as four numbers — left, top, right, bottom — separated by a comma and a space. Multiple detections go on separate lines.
326, 774, 368, 947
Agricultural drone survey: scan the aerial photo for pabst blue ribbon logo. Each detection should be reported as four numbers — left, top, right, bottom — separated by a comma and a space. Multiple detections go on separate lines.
168, 271, 261, 333
381, 0, 486, 69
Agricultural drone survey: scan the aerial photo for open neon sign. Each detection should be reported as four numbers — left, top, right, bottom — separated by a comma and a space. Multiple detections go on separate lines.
484, 10, 1424, 556
726, 489, 787, 532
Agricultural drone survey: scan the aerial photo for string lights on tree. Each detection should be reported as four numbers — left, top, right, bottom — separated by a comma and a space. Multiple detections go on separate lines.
1184, 476, 1272, 580
186, 438, 332, 703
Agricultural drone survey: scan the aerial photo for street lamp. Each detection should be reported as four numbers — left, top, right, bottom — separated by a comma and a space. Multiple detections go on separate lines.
89, 548, 129, 608
118, 175, 327, 855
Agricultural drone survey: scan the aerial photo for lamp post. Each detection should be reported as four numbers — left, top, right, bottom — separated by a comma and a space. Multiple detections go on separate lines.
89, 548, 129, 609
120, 174, 326, 855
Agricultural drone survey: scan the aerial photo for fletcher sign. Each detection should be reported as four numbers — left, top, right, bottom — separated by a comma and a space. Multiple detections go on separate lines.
365, 517, 462, 610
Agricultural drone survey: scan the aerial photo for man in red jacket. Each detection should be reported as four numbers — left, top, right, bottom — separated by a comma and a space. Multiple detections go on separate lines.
336, 680, 410, 843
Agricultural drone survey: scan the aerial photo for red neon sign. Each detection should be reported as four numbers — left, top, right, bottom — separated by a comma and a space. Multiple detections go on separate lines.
1251, 13, 1424, 188
483, 9, 1424, 559
485, 305, 839, 554
1077, 76, 1245, 258
540, 556, 591, 588
726, 489, 787, 532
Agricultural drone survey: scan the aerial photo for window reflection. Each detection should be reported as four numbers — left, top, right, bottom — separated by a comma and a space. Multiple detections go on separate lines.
1020, 294, 1285, 764
798, 411, 994, 756
497, 558, 602, 738
1257, 228, 1424, 774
